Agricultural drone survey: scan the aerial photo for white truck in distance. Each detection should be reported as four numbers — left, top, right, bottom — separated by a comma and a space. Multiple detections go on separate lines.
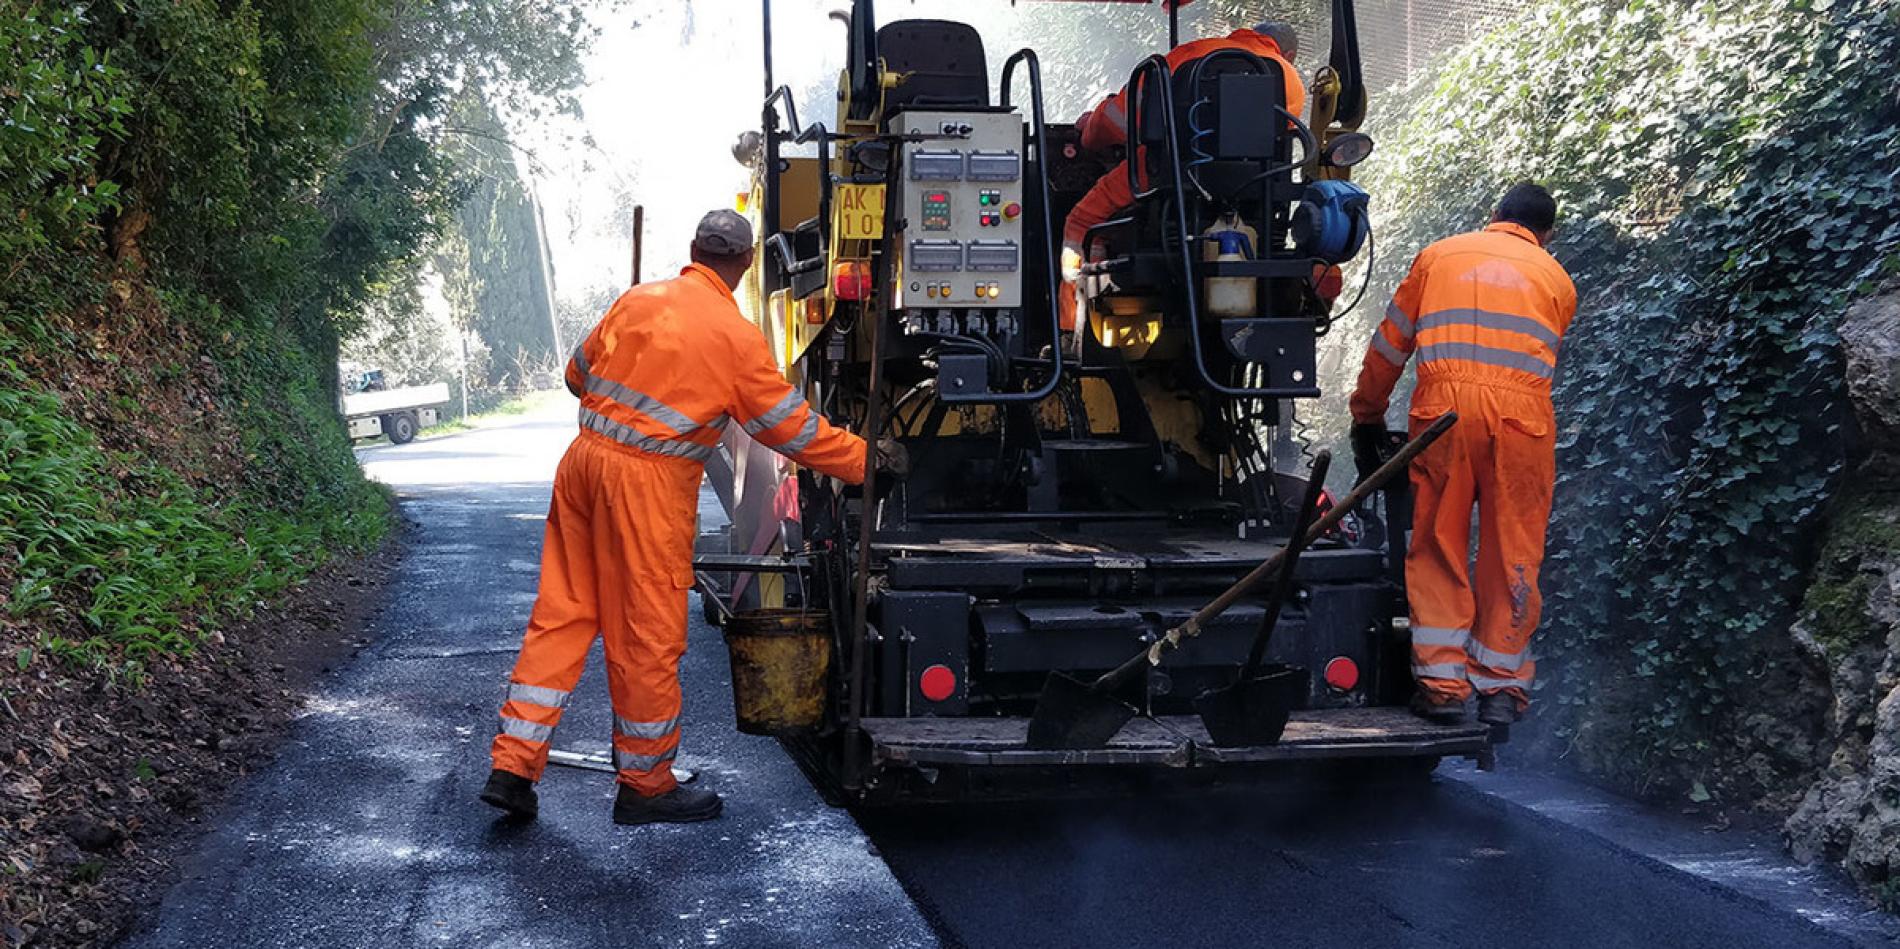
340, 368, 450, 445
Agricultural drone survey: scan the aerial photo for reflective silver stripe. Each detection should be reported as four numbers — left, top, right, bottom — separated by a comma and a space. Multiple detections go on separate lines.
615, 715, 680, 740
571, 343, 590, 374
499, 716, 553, 743
1370, 330, 1410, 367
1410, 626, 1471, 649
584, 375, 700, 435
779, 413, 820, 454
507, 683, 570, 709
707, 415, 732, 433
1384, 301, 1414, 340
1380, 317, 1413, 346
1416, 342, 1554, 380
1415, 307, 1561, 351
615, 746, 679, 773
744, 390, 806, 435
1411, 662, 1468, 681
1470, 672, 1530, 692
1469, 642, 1531, 672
580, 408, 716, 462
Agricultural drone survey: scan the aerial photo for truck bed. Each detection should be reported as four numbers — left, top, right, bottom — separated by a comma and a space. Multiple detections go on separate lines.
861, 707, 1487, 768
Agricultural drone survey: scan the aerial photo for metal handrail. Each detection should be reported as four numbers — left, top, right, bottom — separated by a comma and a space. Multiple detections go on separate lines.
933, 48, 1064, 406
762, 85, 834, 287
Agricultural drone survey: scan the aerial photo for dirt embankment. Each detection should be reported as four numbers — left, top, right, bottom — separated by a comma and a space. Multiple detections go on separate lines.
0, 536, 400, 947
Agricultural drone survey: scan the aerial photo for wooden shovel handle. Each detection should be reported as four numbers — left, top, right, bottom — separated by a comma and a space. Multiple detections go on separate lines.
1140, 412, 1458, 666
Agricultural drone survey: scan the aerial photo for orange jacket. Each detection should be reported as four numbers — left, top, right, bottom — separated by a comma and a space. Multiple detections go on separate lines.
566, 263, 867, 483
1077, 30, 1306, 154
1349, 222, 1578, 424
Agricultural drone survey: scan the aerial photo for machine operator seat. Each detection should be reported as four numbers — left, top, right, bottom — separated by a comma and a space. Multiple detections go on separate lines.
876, 20, 988, 122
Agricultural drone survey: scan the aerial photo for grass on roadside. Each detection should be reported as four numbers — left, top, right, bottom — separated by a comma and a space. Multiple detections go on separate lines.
1, 354, 389, 671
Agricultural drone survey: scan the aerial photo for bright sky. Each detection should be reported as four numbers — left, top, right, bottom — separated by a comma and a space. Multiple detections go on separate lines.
526, 0, 1217, 314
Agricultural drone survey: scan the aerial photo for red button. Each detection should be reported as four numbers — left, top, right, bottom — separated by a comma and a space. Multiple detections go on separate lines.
919, 664, 958, 701
1002, 202, 1022, 220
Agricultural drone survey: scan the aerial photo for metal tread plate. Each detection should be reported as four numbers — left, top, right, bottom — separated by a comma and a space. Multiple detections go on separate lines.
861, 707, 1486, 768
878, 537, 1384, 588
1173, 708, 1490, 763
863, 716, 1191, 767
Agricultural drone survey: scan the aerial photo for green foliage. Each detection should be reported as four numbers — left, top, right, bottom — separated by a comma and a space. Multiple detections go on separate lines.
0, 356, 386, 664
1339, 0, 1900, 793
0, 0, 595, 667
0, 4, 131, 266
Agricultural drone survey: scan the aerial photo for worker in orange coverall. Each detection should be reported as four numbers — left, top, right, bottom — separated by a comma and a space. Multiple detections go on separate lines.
1349, 183, 1577, 735
481, 209, 902, 825
1060, 22, 1307, 331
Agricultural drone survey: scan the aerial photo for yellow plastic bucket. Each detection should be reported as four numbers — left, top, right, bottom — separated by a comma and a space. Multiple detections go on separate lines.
722, 609, 831, 735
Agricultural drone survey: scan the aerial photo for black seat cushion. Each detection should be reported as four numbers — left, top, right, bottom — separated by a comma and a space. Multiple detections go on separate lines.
877, 20, 988, 118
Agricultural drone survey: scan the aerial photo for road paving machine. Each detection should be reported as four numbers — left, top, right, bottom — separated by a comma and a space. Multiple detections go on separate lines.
698, 0, 1492, 804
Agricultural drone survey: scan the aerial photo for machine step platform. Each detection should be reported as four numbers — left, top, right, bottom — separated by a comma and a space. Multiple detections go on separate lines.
861, 707, 1488, 768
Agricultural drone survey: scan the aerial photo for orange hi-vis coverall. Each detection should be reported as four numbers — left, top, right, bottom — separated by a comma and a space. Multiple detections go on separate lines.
1061, 30, 1305, 331
1348, 222, 1577, 711
492, 263, 868, 796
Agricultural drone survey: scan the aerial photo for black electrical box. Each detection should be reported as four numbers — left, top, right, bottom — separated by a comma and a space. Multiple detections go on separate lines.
1216, 72, 1286, 159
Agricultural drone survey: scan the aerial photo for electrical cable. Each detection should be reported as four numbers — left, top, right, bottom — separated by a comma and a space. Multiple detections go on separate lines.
1185, 94, 1218, 203
1317, 226, 1376, 338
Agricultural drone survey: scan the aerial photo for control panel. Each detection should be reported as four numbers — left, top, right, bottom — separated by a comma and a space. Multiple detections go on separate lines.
890, 110, 1025, 309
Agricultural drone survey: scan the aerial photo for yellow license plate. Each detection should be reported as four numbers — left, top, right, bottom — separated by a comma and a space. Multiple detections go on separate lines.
836, 184, 885, 240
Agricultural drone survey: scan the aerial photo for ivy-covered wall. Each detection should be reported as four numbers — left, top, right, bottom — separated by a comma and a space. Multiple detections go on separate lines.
1321, 0, 1900, 802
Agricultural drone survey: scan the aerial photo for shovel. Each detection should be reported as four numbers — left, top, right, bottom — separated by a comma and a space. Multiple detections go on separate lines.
1193, 451, 1330, 747
1023, 413, 1458, 750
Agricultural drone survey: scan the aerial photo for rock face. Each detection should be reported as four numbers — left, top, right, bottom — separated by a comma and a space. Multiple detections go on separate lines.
1784, 291, 1900, 905
1842, 294, 1900, 474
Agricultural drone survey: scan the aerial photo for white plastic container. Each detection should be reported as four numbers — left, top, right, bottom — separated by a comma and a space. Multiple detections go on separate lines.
1203, 214, 1258, 319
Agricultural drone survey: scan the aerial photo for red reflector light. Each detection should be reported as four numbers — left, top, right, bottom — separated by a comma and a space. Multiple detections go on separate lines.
1323, 657, 1360, 691
832, 260, 873, 301
919, 664, 957, 701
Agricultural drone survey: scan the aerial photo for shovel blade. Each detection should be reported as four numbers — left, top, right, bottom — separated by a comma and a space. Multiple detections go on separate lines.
1194, 665, 1310, 748
1025, 670, 1141, 750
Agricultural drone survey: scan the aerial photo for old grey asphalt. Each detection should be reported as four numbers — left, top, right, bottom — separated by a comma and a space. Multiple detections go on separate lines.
131, 402, 1893, 949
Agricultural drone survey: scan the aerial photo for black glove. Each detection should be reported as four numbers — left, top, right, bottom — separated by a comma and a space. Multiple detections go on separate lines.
1351, 423, 1389, 485
874, 437, 911, 479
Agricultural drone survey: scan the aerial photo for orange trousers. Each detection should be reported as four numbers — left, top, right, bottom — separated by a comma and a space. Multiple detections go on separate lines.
491, 432, 703, 796
1405, 380, 1555, 710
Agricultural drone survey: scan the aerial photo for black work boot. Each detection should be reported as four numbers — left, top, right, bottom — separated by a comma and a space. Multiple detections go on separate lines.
479, 769, 539, 820
1478, 692, 1521, 743
613, 783, 723, 826
1477, 692, 1521, 726
1410, 691, 1467, 725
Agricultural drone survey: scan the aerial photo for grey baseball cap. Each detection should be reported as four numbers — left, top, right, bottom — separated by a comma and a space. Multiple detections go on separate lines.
1254, 21, 1298, 60
693, 209, 754, 256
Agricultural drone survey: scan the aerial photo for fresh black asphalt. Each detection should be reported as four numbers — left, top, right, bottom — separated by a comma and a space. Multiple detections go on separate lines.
129, 404, 1886, 949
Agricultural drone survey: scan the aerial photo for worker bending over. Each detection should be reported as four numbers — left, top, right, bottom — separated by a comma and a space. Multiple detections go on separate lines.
1060, 22, 1306, 331
482, 210, 890, 825
1349, 183, 1577, 733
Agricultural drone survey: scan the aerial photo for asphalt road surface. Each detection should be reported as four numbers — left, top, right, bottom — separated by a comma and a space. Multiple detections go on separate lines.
130, 402, 1886, 949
